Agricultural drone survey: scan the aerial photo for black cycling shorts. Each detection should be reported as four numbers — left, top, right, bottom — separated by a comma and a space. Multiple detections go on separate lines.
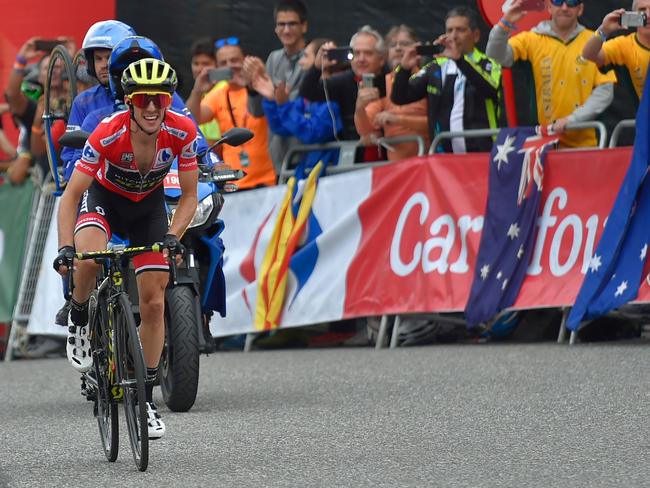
75, 181, 169, 274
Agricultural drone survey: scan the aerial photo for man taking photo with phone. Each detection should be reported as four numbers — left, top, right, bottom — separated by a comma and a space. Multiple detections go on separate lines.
392, 7, 502, 153
487, 0, 616, 148
300, 25, 388, 145
582, 1, 650, 104
187, 38, 276, 189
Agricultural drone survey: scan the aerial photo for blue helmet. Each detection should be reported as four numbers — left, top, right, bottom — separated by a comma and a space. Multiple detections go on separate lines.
82, 20, 136, 79
108, 36, 165, 101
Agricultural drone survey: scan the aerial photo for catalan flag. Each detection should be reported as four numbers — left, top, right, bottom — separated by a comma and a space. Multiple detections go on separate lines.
254, 162, 325, 330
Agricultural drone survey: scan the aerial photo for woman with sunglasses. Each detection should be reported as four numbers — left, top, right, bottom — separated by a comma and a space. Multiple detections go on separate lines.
486, 0, 616, 148
55, 58, 199, 440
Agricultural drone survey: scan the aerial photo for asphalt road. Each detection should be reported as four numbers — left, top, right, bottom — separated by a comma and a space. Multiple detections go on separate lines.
1, 343, 650, 487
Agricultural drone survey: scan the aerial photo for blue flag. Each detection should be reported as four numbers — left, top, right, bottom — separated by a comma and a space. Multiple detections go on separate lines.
566, 75, 650, 331
465, 127, 558, 326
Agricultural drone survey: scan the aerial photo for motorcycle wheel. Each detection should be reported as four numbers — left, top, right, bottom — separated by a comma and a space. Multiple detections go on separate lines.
161, 285, 200, 412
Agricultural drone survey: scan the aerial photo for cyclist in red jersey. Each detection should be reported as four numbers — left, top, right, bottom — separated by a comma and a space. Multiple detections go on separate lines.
54, 58, 199, 439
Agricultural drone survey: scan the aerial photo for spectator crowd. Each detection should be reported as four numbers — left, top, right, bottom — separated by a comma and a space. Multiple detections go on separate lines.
3, 0, 649, 186
1, 0, 649, 352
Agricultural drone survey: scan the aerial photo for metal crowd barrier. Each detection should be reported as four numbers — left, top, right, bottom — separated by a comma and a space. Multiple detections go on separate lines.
5, 173, 58, 361
278, 134, 426, 184
609, 119, 635, 148
428, 121, 608, 155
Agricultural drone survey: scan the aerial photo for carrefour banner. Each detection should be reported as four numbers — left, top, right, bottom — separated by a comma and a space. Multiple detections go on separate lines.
0, 178, 35, 322
211, 147, 634, 337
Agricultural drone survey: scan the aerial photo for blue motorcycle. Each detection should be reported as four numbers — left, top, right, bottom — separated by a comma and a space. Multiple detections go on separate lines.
159, 129, 249, 412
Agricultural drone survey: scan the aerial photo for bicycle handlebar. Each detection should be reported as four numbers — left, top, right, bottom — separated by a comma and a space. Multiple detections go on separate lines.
67, 243, 181, 299
73, 243, 164, 261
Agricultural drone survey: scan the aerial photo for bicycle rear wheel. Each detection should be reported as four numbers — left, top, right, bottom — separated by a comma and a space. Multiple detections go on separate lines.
89, 290, 118, 462
114, 293, 148, 472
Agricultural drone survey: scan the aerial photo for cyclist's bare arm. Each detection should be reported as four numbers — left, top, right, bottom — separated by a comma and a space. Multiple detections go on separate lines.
168, 168, 198, 238
58, 170, 94, 250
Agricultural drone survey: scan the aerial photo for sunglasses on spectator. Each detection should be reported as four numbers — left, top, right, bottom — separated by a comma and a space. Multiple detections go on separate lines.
128, 92, 172, 109
549, 0, 583, 7
276, 21, 301, 29
215, 37, 240, 49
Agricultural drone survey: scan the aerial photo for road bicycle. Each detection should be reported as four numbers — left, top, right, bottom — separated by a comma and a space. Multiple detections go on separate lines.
70, 243, 165, 472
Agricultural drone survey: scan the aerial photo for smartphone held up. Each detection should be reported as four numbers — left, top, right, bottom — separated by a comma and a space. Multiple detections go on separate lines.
620, 11, 647, 28
415, 43, 444, 56
501, 0, 545, 13
325, 46, 353, 65
34, 39, 61, 52
207, 67, 233, 84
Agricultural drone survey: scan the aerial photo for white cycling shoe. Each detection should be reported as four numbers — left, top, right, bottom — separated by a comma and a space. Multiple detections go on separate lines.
147, 402, 166, 439
66, 314, 92, 373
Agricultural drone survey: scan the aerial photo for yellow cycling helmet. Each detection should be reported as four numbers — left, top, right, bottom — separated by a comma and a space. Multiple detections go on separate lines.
120, 58, 177, 96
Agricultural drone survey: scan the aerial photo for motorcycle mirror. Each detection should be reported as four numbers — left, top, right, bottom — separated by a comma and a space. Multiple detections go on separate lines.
59, 130, 91, 149
204, 128, 254, 154
220, 127, 254, 147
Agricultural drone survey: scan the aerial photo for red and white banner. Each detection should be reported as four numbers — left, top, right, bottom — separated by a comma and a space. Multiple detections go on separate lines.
211, 148, 637, 337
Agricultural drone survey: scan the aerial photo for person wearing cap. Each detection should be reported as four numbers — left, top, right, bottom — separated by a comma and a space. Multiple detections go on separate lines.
582, 0, 650, 103
486, 0, 616, 148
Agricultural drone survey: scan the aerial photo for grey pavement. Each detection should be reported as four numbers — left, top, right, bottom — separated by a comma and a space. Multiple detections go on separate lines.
1, 343, 650, 487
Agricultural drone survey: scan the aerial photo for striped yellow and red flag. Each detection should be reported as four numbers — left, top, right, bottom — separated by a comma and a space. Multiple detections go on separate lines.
254, 162, 324, 330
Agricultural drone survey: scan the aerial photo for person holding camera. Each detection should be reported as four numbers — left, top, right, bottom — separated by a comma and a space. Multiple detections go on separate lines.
300, 25, 389, 147
188, 37, 222, 148
250, 38, 344, 170
4, 37, 74, 185
354, 25, 429, 160
187, 38, 276, 189
582, 1, 650, 103
487, 0, 616, 148
391, 7, 502, 153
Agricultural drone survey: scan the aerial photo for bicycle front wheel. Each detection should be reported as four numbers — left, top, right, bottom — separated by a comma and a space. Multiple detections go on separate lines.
114, 293, 148, 472
89, 290, 119, 462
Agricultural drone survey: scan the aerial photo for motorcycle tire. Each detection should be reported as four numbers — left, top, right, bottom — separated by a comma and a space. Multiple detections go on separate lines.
161, 285, 200, 412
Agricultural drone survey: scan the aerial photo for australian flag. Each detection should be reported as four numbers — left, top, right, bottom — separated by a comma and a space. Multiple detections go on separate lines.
566, 73, 650, 331
465, 126, 558, 326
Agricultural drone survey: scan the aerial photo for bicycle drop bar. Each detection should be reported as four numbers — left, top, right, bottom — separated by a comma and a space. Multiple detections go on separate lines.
66, 243, 180, 297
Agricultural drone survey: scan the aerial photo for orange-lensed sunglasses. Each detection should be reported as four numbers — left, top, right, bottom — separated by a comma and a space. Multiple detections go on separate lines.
129, 92, 172, 109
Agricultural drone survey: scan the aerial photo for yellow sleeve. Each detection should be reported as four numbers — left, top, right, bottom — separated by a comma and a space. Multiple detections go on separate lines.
508, 31, 534, 62
601, 34, 630, 67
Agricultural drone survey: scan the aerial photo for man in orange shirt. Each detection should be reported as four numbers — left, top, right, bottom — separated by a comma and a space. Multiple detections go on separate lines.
187, 38, 276, 189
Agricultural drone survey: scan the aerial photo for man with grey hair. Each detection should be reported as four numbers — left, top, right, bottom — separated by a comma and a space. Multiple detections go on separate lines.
300, 25, 388, 140
582, 0, 650, 103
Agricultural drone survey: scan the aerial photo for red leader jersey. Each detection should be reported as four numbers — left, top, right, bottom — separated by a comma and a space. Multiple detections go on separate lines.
76, 109, 198, 202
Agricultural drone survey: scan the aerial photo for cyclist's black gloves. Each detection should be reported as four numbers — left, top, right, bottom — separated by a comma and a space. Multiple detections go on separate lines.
53, 245, 74, 272
162, 233, 185, 257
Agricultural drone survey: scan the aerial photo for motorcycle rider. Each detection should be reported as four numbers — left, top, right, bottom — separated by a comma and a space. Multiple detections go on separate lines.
65, 35, 215, 180
61, 20, 136, 181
